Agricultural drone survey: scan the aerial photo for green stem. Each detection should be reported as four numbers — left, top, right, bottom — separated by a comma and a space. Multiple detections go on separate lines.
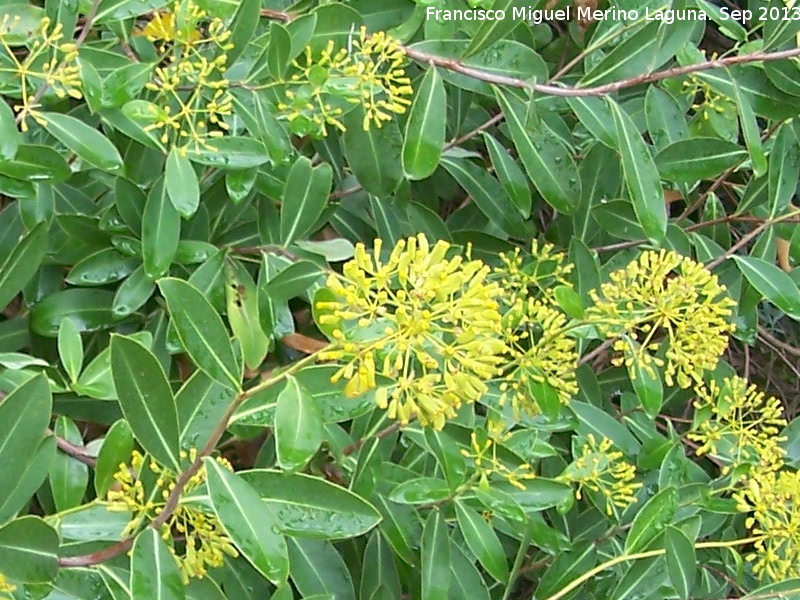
545, 536, 763, 600
543, 536, 763, 600
502, 521, 532, 600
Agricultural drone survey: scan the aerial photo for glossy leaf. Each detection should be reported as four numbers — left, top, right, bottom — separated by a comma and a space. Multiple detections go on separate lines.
287, 538, 356, 600
110, 334, 181, 471
239, 469, 381, 539
204, 458, 289, 585
49, 416, 89, 511
0, 516, 59, 583
0, 221, 48, 312
625, 486, 679, 553
142, 180, 181, 279
343, 110, 403, 197
732, 255, 800, 320
0, 144, 70, 183
665, 526, 695, 599
274, 375, 324, 472
655, 138, 747, 181
483, 132, 531, 217
40, 112, 124, 172
184, 136, 269, 169
112, 265, 156, 318
165, 147, 200, 218
454, 500, 509, 583
768, 124, 800, 217
0, 100, 21, 160
130, 528, 186, 600
495, 87, 579, 214
224, 260, 269, 371
403, 66, 446, 180
280, 156, 332, 245
94, 419, 134, 497
158, 277, 242, 391
607, 97, 666, 244
421, 510, 450, 600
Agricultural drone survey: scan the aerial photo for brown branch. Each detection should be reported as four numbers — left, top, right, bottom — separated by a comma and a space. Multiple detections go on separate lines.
402, 45, 800, 97
58, 352, 322, 568
758, 327, 800, 359
342, 421, 403, 456
48, 428, 97, 468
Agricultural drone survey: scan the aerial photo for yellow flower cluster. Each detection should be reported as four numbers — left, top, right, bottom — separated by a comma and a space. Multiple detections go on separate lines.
682, 71, 735, 121
586, 249, 736, 387
460, 421, 536, 491
0, 572, 15, 597
0, 15, 82, 131
316, 234, 506, 429
106, 450, 238, 582
276, 27, 413, 135
560, 434, 642, 517
137, 1, 233, 152
688, 376, 787, 475
734, 469, 800, 581
496, 242, 579, 417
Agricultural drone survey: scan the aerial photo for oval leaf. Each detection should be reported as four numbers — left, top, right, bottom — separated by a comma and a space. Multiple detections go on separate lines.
110, 334, 181, 471
131, 528, 186, 600
274, 375, 324, 472
732, 255, 800, 320
165, 147, 200, 218
204, 459, 289, 585
402, 67, 446, 180
41, 112, 123, 172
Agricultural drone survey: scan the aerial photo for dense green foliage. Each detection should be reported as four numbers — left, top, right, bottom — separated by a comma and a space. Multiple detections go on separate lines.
1, 0, 800, 598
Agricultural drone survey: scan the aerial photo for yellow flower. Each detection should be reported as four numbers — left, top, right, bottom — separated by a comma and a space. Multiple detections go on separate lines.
586, 249, 735, 388
460, 422, 536, 491
316, 234, 507, 429
688, 376, 787, 475
560, 434, 642, 516
734, 469, 800, 581
0, 572, 15, 597
276, 27, 413, 135
106, 450, 238, 582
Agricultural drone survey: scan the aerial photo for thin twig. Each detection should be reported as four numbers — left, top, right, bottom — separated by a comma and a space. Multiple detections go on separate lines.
48, 428, 97, 467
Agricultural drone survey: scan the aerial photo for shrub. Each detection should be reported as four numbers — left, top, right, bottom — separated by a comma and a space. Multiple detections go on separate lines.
1, 0, 800, 598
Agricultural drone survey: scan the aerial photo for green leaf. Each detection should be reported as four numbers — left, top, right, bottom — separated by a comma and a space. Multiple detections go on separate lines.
389, 477, 451, 504
165, 147, 200, 219
94, 419, 134, 497
482, 133, 532, 217
0, 436, 55, 524
274, 375, 324, 472
402, 66, 446, 180
130, 528, 186, 600
30, 289, 114, 337
644, 87, 689, 151
768, 124, 800, 217
449, 541, 492, 600
0, 99, 21, 160
454, 500, 509, 583
421, 510, 450, 600
204, 459, 289, 584
184, 136, 270, 169
262, 259, 324, 302
440, 156, 532, 238
0, 4, 46, 45
110, 334, 181, 471
239, 469, 382, 539
536, 545, 597, 599
0, 375, 52, 516
732, 255, 800, 320
224, 260, 269, 371
0, 144, 70, 183
360, 532, 402, 599
40, 112, 123, 172
728, 71, 767, 178
607, 97, 666, 244
287, 538, 356, 600
142, 179, 181, 279
177, 370, 234, 451
280, 156, 332, 245
629, 346, 663, 419
665, 526, 695, 599
49, 416, 89, 511
494, 88, 579, 214
567, 96, 617, 150
655, 138, 747, 181
343, 110, 403, 197
226, 0, 260, 65
66, 248, 140, 286
571, 400, 641, 455
463, 0, 527, 57
0, 516, 59, 583
158, 277, 242, 391
625, 486, 678, 553
112, 265, 156, 318
0, 221, 48, 312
